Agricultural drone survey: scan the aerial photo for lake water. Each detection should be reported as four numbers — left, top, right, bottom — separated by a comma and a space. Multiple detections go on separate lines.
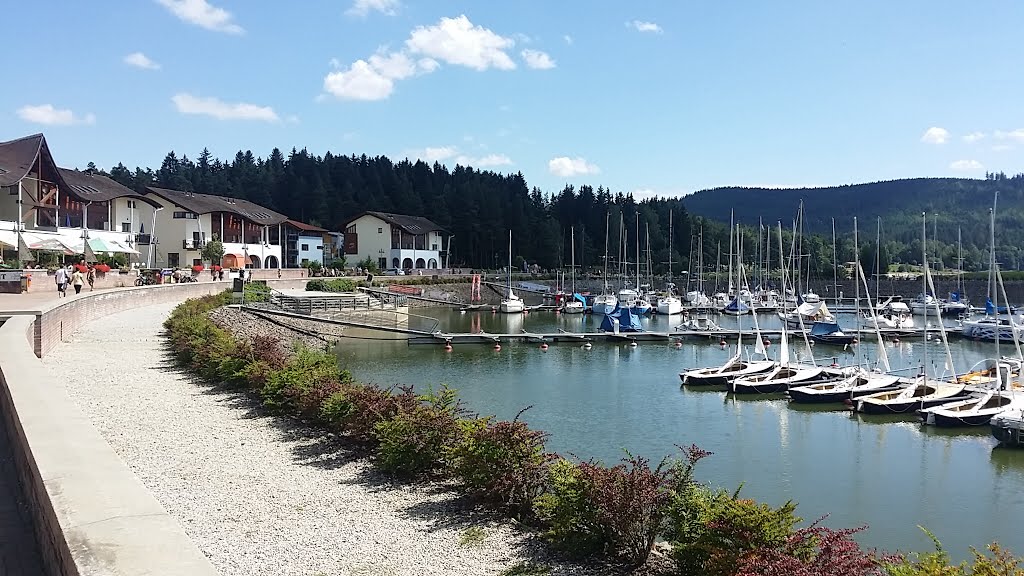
336, 308, 1024, 558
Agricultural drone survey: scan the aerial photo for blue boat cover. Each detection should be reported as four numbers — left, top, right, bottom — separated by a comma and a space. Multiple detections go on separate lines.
600, 304, 643, 332
986, 298, 1015, 315
949, 291, 962, 303
573, 292, 588, 305
724, 298, 750, 313
809, 321, 841, 336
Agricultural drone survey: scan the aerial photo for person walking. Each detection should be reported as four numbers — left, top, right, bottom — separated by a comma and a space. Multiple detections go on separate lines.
71, 267, 86, 295
54, 265, 69, 297
86, 265, 96, 291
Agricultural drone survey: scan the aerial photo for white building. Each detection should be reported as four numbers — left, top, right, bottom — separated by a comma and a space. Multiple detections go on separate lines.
343, 211, 447, 271
283, 219, 328, 267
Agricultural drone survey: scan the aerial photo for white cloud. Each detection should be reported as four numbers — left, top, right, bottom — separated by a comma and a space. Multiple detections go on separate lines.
346, 0, 400, 16
324, 15, 529, 101
949, 159, 984, 172
156, 0, 243, 34
992, 144, 1013, 152
994, 129, 1024, 142
631, 188, 689, 200
628, 20, 663, 34
171, 93, 279, 121
17, 104, 95, 126
963, 131, 985, 143
920, 126, 949, 144
408, 146, 512, 168
548, 156, 600, 178
563, 34, 573, 45
323, 50, 435, 101
521, 49, 556, 70
124, 52, 160, 70
406, 15, 516, 71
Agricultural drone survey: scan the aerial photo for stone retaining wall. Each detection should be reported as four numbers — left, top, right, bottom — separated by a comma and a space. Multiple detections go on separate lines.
0, 284, 238, 575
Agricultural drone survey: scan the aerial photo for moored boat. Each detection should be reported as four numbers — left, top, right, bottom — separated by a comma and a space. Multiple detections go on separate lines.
788, 371, 904, 404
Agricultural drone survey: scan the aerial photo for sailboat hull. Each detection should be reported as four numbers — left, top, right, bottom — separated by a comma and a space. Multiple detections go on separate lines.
855, 388, 972, 414
787, 382, 902, 404
931, 411, 998, 427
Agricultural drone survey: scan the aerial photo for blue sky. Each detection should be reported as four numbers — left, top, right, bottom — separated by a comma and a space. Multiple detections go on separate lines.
5, 0, 1024, 198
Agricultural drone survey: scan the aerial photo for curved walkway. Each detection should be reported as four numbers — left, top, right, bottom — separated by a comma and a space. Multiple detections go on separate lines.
40, 302, 566, 576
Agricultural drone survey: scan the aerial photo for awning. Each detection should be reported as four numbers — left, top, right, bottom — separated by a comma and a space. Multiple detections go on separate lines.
23, 233, 75, 254
63, 237, 141, 255
0, 230, 15, 249
222, 254, 245, 268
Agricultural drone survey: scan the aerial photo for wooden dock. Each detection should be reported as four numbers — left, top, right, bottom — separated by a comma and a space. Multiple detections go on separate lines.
408, 326, 946, 346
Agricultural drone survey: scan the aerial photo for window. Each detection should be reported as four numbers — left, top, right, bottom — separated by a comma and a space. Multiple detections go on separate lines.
173, 211, 197, 219
315, 245, 322, 250
301, 243, 309, 251
432, 244, 438, 251
378, 227, 383, 233
126, 200, 137, 209
193, 259, 202, 267
167, 253, 180, 267
121, 222, 131, 233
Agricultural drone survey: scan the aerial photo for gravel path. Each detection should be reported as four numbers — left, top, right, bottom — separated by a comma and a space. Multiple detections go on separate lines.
41, 302, 584, 576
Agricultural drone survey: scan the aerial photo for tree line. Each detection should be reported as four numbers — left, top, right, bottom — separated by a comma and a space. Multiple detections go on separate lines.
80, 147, 1015, 282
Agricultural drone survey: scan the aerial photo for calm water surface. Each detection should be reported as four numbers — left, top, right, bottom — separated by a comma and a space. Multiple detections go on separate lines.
336, 309, 1024, 558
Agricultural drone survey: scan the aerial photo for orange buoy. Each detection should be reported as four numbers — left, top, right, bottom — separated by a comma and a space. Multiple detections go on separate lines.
719, 339, 727, 347
763, 339, 771, 346
852, 337, 859, 344
893, 338, 901, 344
444, 344, 453, 352
674, 341, 683, 349
494, 343, 501, 351
540, 343, 549, 350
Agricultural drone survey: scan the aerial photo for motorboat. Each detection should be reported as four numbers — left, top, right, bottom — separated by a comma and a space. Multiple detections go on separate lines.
808, 320, 857, 346
685, 290, 712, 307
909, 293, 940, 315
779, 301, 835, 328
592, 294, 618, 315
657, 294, 683, 315
863, 300, 914, 329
676, 314, 721, 332
562, 298, 585, 314
960, 315, 1024, 343
787, 371, 904, 404
854, 377, 971, 414
680, 356, 775, 386
730, 364, 849, 394
991, 408, 1024, 445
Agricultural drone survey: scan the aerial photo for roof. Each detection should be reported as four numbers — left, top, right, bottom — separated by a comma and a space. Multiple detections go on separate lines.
0, 133, 76, 194
347, 211, 445, 235
57, 168, 163, 207
285, 219, 327, 233
144, 186, 288, 226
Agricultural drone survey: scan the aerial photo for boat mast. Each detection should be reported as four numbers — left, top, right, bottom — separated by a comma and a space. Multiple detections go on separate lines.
875, 217, 881, 301
603, 212, 610, 293
777, 221, 790, 366
990, 192, 998, 304
757, 216, 763, 290
635, 212, 640, 292
668, 210, 673, 287
507, 229, 513, 297
727, 210, 734, 296
571, 226, 576, 295
832, 217, 839, 308
956, 226, 963, 299
854, 217, 861, 362
921, 212, 927, 389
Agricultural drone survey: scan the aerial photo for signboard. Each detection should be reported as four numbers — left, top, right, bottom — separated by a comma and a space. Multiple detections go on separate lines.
388, 284, 422, 296
0, 269, 24, 294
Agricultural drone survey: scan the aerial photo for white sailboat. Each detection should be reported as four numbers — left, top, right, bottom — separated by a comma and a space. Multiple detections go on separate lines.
657, 210, 683, 315
593, 212, 617, 315
563, 227, 584, 314
499, 230, 524, 314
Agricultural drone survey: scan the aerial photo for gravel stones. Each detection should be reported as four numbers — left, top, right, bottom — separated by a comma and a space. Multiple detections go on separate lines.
40, 302, 601, 576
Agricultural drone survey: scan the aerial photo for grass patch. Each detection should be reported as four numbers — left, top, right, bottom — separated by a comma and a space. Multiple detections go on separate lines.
499, 562, 551, 576
458, 526, 487, 547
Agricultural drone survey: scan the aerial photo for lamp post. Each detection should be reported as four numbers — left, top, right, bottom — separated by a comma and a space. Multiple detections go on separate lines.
147, 207, 163, 269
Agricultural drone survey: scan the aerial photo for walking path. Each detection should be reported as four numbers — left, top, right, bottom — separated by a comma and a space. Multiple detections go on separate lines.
40, 302, 576, 576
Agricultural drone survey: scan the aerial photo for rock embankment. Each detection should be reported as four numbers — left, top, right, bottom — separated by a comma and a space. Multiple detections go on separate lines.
208, 306, 338, 354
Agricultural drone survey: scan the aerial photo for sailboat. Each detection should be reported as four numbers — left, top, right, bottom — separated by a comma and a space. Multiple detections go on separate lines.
499, 230, 524, 314
962, 194, 1022, 341
856, 214, 970, 414
657, 210, 683, 315
563, 227, 585, 314
593, 212, 617, 315
624, 214, 652, 315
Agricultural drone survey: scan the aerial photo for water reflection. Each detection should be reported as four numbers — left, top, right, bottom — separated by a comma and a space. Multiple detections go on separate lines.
335, 307, 1024, 558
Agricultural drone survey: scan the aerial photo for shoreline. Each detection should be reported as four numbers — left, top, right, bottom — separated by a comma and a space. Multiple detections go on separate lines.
40, 301, 651, 575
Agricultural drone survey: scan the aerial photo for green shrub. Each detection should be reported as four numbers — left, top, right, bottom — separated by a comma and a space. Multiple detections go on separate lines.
306, 278, 356, 292
243, 282, 271, 302
261, 346, 343, 413
340, 384, 418, 443
320, 391, 353, 428
372, 386, 463, 476
533, 459, 604, 557
446, 410, 555, 518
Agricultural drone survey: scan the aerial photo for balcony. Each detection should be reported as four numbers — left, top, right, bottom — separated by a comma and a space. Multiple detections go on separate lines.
135, 234, 153, 246
183, 239, 205, 250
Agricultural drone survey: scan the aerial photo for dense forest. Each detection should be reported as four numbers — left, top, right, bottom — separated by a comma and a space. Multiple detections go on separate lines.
80, 148, 1017, 282
683, 173, 1024, 272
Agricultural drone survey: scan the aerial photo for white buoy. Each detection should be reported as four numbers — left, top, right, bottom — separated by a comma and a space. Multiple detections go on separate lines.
630, 341, 638, 347
583, 342, 593, 349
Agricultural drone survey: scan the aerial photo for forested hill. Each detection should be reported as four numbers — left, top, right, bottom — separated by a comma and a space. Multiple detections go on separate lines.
682, 174, 1024, 270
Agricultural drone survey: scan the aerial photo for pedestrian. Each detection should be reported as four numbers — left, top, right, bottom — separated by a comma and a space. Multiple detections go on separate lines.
218, 269, 224, 281
54, 265, 69, 297
71, 266, 85, 295
86, 265, 96, 291
211, 267, 217, 281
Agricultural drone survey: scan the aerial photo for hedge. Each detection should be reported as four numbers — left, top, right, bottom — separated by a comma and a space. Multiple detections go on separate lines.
164, 293, 1020, 574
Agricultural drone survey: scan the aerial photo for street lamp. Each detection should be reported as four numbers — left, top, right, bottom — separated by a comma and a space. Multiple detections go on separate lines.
147, 206, 163, 269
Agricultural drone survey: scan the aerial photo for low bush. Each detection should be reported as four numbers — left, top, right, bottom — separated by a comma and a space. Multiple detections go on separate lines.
260, 346, 347, 415
533, 459, 603, 557
306, 278, 356, 292
736, 523, 894, 576
373, 386, 464, 476
446, 410, 555, 518
243, 282, 271, 302
340, 384, 418, 442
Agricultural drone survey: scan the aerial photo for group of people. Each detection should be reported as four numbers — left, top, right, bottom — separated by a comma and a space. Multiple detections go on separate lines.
53, 262, 96, 297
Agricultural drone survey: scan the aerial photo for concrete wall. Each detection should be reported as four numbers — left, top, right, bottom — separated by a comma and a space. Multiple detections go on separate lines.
0, 282, 231, 575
